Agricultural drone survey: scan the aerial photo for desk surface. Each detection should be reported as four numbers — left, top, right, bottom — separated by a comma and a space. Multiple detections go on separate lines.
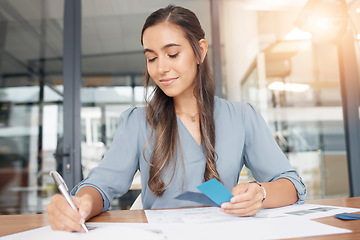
1, 197, 359, 239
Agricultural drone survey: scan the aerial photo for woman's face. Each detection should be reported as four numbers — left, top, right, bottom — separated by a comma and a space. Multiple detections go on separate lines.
142, 22, 199, 99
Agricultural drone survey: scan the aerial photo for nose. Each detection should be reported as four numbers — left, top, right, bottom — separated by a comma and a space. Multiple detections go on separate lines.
157, 56, 170, 74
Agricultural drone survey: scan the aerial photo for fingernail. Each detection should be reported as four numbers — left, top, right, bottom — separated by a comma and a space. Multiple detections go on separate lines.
79, 218, 85, 225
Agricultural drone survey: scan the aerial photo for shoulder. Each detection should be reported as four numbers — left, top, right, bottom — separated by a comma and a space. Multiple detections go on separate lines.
214, 96, 257, 116
118, 106, 146, 125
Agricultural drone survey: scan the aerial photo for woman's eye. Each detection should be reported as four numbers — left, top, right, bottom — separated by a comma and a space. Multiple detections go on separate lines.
168, 53, 179, 58
148, 57, 156, 62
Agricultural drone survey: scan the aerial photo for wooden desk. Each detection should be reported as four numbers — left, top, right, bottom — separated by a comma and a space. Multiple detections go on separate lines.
1, 197, 359, 239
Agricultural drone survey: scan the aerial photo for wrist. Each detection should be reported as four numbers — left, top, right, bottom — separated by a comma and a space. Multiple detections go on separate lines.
249, 180, 266, 202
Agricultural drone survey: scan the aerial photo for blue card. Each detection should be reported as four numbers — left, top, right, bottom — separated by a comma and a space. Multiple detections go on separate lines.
174, 191, 219, 207
334, 212, 360, 220
196, 179, 234, 206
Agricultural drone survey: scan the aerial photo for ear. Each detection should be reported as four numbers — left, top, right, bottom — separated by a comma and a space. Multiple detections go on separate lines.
198, 39, 208, 64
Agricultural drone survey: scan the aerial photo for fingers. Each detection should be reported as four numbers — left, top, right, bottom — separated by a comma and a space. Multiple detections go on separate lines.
221, 182, 263, 216
46, 194, 85, 232
231, 182, 248, 196
231, 184, 263, 204
74, 194, 93, 220
221, 200, 262, 216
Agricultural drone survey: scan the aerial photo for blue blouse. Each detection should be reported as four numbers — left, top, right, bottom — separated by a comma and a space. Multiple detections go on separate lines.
72, 97, 306, 211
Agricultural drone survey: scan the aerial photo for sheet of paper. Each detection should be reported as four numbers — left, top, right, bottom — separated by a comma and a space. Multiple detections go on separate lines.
254, 203, 360, 220
145, 206, 240, 223
1, 223, 166, 240
145, 204, 360, 224
2, 217, 352, 240
160, 217, 351, 240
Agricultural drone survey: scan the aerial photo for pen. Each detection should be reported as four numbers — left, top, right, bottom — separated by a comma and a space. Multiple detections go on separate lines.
49, 170, 89, 233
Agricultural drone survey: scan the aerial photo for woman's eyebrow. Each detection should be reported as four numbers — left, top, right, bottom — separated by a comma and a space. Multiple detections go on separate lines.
143, 43, 181, 54
162, 43, 181, 49
143, 48, 154, 54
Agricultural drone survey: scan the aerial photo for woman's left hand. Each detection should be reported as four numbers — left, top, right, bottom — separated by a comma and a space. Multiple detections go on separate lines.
220, 182, 264, 216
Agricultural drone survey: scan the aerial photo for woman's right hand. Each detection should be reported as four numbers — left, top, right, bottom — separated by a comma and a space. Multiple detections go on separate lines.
46, 193, 93, 232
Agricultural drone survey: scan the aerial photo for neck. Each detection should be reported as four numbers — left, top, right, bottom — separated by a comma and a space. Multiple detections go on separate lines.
173, 95, 198, 115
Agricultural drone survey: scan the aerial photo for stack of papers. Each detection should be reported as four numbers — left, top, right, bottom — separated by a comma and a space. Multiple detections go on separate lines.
3, 204, 359, 240
145, 204, 360, 223
144, 204, 360, 239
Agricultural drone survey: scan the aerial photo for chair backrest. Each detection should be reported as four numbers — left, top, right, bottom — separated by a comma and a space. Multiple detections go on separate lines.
130, 193, 143, 210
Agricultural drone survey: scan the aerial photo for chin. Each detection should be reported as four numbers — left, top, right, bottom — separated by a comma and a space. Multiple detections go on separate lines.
163, 92, 178, 98
160, 89, 179, 98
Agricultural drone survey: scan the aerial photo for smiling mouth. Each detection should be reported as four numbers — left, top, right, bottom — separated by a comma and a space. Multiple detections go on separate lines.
160, 77, 178, 86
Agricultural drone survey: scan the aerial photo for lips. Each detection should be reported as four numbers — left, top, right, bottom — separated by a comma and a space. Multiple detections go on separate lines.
159, 77, 178, 86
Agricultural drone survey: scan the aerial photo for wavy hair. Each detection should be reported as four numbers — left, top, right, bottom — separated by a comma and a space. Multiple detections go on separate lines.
141, 5, 221, 197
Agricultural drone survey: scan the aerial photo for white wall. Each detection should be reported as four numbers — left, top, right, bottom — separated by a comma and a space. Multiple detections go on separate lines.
220, 1, 259, 101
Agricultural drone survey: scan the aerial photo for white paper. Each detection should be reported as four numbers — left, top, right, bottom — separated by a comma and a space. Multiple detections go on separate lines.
160, 217, 351, 240
1, 223, 166, 240
2, 219, 352, 240
145, 204, 360, 223
145, 206, 241, 223
255, 203, 360, 219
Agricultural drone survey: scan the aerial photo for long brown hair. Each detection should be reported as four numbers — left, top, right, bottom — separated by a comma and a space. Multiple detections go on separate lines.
141, 5, 221, 197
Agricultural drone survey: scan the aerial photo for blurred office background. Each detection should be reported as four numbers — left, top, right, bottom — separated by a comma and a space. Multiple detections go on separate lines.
0, 0, 359, 214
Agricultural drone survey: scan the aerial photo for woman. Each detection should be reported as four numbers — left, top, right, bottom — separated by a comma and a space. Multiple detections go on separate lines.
46, 5, 306, 232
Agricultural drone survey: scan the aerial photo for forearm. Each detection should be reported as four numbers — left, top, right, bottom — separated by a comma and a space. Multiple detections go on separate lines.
76, 186, 103, 220
260, 178, 298, 208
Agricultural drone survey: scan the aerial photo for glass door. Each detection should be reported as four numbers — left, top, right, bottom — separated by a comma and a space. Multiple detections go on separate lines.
0, 0, 64, 214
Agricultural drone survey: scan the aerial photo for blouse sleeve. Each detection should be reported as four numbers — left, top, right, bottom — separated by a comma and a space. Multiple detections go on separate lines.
71, 107, 141, 212
241, 103, 307, 204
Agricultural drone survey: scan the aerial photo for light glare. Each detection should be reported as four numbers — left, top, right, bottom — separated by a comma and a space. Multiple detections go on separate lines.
268, 81, 310, 92
285, 28, 312, 40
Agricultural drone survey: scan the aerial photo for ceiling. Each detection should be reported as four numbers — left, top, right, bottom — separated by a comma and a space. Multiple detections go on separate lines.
0, 0, 359, 87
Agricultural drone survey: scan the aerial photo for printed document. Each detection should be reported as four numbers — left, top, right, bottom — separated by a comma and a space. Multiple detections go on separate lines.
145, 203, 360, 223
